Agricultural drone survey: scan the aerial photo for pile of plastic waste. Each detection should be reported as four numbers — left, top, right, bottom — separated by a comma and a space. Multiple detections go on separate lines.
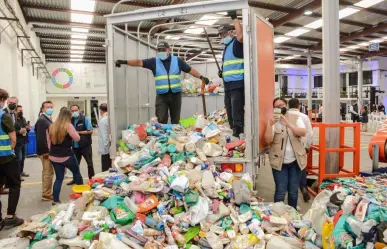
181, 77, 224, 95
115, 113, 245, 176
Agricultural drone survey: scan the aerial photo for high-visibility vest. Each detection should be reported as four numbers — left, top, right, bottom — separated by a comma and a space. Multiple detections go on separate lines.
222, 38, 244, 83
0, 110, 13, 157
154, 56, 182, 94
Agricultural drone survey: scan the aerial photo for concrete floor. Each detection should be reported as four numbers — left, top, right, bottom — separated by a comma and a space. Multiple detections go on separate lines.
1, 130, 386, 239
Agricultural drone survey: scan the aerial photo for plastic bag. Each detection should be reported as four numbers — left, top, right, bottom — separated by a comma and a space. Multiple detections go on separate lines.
233, 179, 250, 205
202, 143, 223, 157
195, 115, 208, 129
190, 196, 209, 225
303, 190, 332, 235
101, 196, 124, 210
110, 203, 135, 225
0, 238, 30, 249
185, 190, 199, 206
170, 175, 189, 193
330, 215, 354, 249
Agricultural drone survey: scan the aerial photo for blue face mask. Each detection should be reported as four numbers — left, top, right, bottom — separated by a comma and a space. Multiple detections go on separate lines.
221, 36, 232, 45
45, 108, 54, 116
157, 52, 168, 60
72, 112, 79, 118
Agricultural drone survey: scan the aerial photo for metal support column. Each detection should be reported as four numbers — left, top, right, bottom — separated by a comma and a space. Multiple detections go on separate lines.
346, 73, 350, 98
17, 36, 30, 49
307, 52, 312, 110
358, 59, 363, 107
322, 0, 341, 173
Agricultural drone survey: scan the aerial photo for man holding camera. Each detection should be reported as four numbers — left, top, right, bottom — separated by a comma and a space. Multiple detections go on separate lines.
14, 105, 30, 178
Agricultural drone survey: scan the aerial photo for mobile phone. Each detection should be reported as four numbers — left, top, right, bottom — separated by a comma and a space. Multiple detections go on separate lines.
27, 121, 30, 125
273, 108, 281, 121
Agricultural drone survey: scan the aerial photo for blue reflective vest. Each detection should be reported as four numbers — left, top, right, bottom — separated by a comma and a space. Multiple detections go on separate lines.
154, 56, 182, 94
222, 38, 244, 83
0, 110, 13, 157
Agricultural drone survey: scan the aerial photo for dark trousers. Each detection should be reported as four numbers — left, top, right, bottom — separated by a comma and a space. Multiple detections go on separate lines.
351, 114, 359, 123
74, 146, 95, 179
0, 159, 21, 218
272, 161, 302, 209
225, 88, 245, 136
101, 154, 111, 172
299, 169, 308, 190
15, 144, 26, 174
155, 92, 182, 124
51, 155, 83, 202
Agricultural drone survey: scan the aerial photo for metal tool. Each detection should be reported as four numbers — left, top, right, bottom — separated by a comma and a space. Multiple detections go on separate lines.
201, 80, 207, 117
203, 28, 222, 72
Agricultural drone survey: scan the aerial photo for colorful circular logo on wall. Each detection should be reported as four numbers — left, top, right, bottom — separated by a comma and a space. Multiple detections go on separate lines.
51, 68, 73, 89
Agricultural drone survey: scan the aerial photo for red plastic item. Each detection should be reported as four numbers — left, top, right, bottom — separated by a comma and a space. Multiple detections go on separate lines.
333, 210, 343, 227
138, 195, 159, 213
137, 124, 148, 141
88, 178, 104, 187
70, 193, 82, 199
136, 213, 147, 222
161, 154, 172, 167
225, 140, 245, 150
208, 84, 220, 92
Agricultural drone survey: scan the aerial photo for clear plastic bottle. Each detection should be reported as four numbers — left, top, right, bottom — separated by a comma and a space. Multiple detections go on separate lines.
206, 231, 224, 249
230, 234, 259, 249
247, 219, 265, 240
172, 231, 186, 244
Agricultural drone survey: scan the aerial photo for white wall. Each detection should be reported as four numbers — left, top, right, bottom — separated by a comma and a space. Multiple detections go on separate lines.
0, 0, 47, 124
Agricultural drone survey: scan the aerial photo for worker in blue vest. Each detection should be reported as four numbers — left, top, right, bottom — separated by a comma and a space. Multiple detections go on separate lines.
207, 11, 245, 137
116, 41, 209, 124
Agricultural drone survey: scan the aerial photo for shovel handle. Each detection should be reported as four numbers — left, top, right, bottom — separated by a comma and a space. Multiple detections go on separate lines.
201, 80, 207, 118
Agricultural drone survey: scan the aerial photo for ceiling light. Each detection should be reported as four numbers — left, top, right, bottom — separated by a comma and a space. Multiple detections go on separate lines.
184, 27, 204, 34
340, 48, 349, 52
70, 58, 83, 62
71, 0, 96, 12
304, 9, 313, 15
71, 45, 86, 50
71, 50, 85, 54
355, 0, 384, 8
339, 7, 359, 19
71, 13, 93, 24
274, 36, 291, 43
358, 42, 370, 46
304, 19, 323, 29
286, 28, 309, 37
71, 27, 89, 33
195, 15, 221, 26
347, 45, 360, 49
370, 39, 383, 43
70, 54, 84, 58
216, 12, 227, 15
71, 34, 88, 39
71, 40, 87, 45
165, 35, 180, 40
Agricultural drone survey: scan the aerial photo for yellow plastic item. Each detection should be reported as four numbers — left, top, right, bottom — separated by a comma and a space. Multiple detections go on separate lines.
375, 242, 387, 249
322, 221, 334, 249
72, 184, 91, 193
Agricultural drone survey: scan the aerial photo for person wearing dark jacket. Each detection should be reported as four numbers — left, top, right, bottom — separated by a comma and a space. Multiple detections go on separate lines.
14, 105, 30, 177
0, 88, 24, 230
67, 105, 95, 184
35, 101, 54, 201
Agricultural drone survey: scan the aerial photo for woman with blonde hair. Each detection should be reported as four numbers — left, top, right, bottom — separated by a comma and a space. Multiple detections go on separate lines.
48, 107, 83, 205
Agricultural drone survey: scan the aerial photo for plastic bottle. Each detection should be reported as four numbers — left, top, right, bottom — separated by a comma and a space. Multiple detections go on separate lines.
143, 228, 162, 236
63, 202, 75, 223
230, 234, 259, 249
31, 238, 59, 249
196, 148, 207, 162
239, 223, 249, 235
136, 213, 164, 231
247, 219, 265, 240
59, 237, 91, 248
206, 231, 224, 249
172, 231, 186, 245
210, 225, 225, 234
118, 234, 145, 249
346, 216, 363, 238
238, 211, 253, 223
165, 223, 177, 245
263, 215, 288, 225
226, 227, 236, 239
124, 196, 139, 214
138, 195, 159, 213
202, 170, 215, 190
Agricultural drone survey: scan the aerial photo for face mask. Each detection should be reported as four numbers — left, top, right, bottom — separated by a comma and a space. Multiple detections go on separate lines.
221, 36, 232, 45
72, 112, 80, 118
17, 112, 23, 117
45, 108, 54, 116
8, 103, 16, 111
157, 52, 168, 60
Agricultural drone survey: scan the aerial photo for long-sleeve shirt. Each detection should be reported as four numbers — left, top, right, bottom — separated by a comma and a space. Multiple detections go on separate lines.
349, 105, 359, 115
288, 109, 314, 150
98, 113, 110, 155
47, 123, 80, 163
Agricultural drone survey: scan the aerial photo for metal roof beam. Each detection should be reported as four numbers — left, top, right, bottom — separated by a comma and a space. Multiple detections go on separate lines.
94, 0, 160, 8
45, 55, 106, 59
21, 4, 105, 16
361, 49, 387, 59
37, 33, 104, 41
340, 0, 387, 16
271, 0, 321, 28
28, 19, 106, 29
311, 21, 387, 51
39, 37, 105, 44
150, 0, 187, 35
42, 48, 105, 52
248, 1, 294, 13
40, 42, 104, 48
32, 28, 106, 38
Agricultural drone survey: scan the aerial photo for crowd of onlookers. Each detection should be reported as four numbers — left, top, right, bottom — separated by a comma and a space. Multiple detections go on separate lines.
0, 88, 111, 230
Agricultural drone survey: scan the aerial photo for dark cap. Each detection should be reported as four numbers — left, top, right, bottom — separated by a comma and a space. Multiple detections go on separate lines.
157, 41, 170, 50
218, 24, 234, 35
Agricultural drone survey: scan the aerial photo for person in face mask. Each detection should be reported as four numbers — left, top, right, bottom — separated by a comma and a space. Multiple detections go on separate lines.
35, 100, 55, 201
210, 11, 245, 137
115, 41, 210, 124
5, 96, 18, 125
14, 105, 30, 178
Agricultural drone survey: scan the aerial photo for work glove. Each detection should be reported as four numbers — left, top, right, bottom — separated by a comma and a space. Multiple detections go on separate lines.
200, 75, 210, 85
228, 11, 238, 20
115, 60, 127, 68
218, 70, 223, 79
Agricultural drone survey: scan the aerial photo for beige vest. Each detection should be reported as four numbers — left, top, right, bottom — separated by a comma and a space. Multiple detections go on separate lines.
268, 113, 307, 171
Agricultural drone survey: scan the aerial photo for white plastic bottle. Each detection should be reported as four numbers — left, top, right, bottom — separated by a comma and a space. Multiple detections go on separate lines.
31, 238, 59, 249
63, 202, 76, 223
206, 231, 224, 249
59, 236, 91, 248
124, 196, 139, 214
238, 211, 253, 223
248, 219, 265, 240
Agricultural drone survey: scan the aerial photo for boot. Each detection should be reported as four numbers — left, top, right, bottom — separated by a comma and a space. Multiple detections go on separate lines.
233, 126, 244, 138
